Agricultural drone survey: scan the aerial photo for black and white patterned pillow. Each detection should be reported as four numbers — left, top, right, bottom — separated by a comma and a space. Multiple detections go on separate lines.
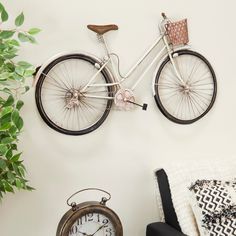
189, 180, 236, 236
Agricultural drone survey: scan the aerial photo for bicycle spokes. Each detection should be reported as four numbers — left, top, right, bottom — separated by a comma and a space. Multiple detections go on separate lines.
155, 50, 216, 124
35, 54, 113, 135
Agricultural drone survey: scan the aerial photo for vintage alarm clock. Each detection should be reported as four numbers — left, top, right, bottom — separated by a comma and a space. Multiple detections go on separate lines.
56, 188, 123, 236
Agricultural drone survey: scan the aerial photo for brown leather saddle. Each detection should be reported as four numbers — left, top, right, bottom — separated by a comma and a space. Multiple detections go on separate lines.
87, 24, 118, 35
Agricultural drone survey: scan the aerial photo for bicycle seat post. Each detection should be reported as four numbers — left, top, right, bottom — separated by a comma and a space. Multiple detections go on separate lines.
99, 34, 110, 58
87, 24, 118, 57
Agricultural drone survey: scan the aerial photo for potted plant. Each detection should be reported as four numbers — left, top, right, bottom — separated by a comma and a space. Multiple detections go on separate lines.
0, 2, 40, 200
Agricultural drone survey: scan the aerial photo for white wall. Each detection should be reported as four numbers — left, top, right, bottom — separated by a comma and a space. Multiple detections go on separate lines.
0, 0, 236, 235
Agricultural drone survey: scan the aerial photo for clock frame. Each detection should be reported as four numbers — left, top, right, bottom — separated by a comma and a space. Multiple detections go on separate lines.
56, 189, 123, 236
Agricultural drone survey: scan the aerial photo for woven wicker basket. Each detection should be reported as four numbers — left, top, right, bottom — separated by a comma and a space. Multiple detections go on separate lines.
165, 19, 189, 46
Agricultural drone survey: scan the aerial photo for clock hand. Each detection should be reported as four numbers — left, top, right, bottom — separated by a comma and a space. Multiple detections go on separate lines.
78, 230, 90, 236
90, 223, 107, 236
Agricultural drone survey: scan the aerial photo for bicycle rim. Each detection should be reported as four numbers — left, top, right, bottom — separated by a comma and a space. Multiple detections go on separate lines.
154, 50, 217, 124
35, 54, 113, 135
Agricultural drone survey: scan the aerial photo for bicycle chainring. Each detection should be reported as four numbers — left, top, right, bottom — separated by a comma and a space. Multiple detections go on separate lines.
114, 88, 135, 110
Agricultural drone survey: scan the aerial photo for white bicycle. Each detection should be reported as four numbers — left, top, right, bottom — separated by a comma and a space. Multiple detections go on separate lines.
34, 13, 217, 135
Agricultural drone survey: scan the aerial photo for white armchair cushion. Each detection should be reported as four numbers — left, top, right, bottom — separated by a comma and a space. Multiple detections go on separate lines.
161, 158, 236, 236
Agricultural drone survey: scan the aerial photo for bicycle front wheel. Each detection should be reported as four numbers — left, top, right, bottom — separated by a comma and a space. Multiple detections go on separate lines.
154, 50, 217, 124
35, 54, 114, 135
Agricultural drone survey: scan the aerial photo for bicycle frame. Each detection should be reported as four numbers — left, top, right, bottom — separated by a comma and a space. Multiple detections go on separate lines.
34, 21, 189, 101
81, 30, 188, 101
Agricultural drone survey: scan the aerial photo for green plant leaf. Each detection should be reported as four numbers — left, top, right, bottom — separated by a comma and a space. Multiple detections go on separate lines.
28, 28, 41, 35
0, 42, 6, 50
0, 122, 12, 131
0, 183, 5, 192
17, 61, 32, 69
1, 9, 8, 22
0, 58, 4, 66
0, 72, 11, 80
7, 171, 15, 182
24, 70, 35, 77
11, 153, 22, 162
18, 32, 29, 42
0, 113, 12, 124
26, 185, 35, 191
0, 5, 38, 200
5, 62, 15, 72
15, 179, 22, 189
18, 166, 25, 178
11, 143, 17, 151
9, 125, 17, 136
15, 117, 23, 131
3, 52, 17, 59
1, 137, 15, 144
6, 149, 13, 159
19, 163, 26, 172
12, 73, 23, 82
0, 123, 12, 131
28, 35, 36, 44
0, 97, 5, 104
15, 66, 24, 76
0, 159, 7, 169
18, 33, 37, 44
0, 30, 15, 39
3, 95, 14, 107
3, 181, 14, 192
16, 100, 24, 110
9, 39, 20, 47
0, 144, 8, 155
0, 3, 4, 12
7, 47, 18, 53
2, 88, 11, 94
11, 109, 19, 124
15, 12, 24, 26
12, 163, 20, 176
0, 106, 13, 118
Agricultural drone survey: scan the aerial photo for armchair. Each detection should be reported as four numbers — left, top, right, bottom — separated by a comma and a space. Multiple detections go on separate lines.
146, 169, 187, 236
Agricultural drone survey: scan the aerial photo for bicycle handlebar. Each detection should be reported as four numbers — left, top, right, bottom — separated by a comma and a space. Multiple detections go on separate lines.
161, 12, 167, 19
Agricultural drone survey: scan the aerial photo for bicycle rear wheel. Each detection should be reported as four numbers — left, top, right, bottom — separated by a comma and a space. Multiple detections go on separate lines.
154, 50, 217, 124
35, 54, 114, 135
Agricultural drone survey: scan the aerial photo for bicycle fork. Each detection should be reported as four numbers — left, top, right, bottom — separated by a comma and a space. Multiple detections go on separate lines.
163, 36, 186, 86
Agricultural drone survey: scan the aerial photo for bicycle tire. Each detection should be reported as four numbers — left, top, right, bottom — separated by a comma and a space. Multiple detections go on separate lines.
35, 53, 114, 135
154, 50, 217, 124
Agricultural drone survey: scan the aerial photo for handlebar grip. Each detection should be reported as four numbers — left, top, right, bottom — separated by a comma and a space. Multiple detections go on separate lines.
161, 12, 167, 19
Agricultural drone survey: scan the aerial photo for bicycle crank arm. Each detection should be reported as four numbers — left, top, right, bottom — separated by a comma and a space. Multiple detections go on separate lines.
126, 100, 148, 110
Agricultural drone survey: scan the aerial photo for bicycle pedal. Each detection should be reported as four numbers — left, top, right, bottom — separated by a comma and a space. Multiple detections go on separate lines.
142, 103, 148, 111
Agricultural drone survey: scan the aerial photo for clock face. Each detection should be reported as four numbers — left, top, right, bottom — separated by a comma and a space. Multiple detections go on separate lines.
69, 212, 116, 236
